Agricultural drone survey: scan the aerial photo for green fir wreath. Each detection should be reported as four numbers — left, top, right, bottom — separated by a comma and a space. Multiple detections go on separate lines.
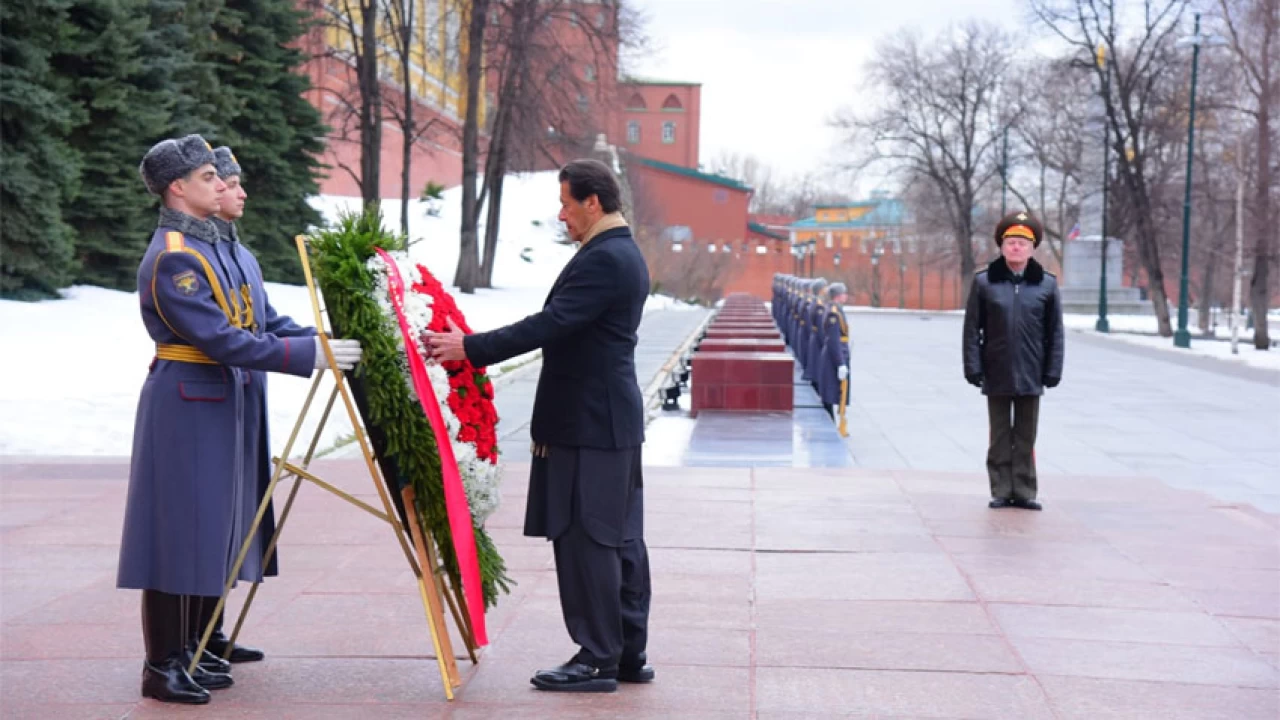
308, 207, 512, 608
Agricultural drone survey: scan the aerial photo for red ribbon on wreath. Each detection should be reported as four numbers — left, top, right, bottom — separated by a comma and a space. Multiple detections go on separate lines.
375, 248, 487, 646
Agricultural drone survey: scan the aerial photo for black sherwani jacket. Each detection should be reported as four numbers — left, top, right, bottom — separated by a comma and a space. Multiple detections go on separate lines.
464, 226, 651, 545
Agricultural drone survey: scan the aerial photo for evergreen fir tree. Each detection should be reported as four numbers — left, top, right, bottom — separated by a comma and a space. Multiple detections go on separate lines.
207, 0, 325, 283
0, 0, 81, 299
146, 0, 229, 139
54, 0, 175, 289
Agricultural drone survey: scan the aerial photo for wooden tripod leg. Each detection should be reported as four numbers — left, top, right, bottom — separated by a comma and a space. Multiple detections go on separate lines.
189, 371, 326, 676
440, 564, 479, 662
294, 236, 467, 701
402, 487, 462, 695
442, 574, 479, 662
225, 385, 343, 655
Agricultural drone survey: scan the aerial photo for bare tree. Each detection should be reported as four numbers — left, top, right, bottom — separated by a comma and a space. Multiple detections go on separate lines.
835, 22, 1012, 299
454, 0, 490, 293
707, 151, 796, 215
472, 0, 640, 288
314, 0, 383, 206
777, 171, 857, 219
380, 0, 453, 236
1030, 0, 1194, 334
1005, 56, 1091, 267
1220, 0, 1277, 349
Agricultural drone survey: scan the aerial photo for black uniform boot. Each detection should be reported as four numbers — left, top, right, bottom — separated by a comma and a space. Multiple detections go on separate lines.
183, 596, 233, 690
141, 590, 210, 705
186, 596, 231, 673
205, 604, 266, 663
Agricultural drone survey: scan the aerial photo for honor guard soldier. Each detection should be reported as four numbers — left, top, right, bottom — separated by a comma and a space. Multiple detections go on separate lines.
188, 146, 322, 664
117, 135, 362, 704
817, 283, 851, 420
795, 280, 813, 368
779, 276, 793, 345
771, 274, 781, 328
803, 278, 829, 384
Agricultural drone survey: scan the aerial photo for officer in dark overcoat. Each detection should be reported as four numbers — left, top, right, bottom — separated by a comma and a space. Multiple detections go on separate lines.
962, 211, 1065, 512
426, 159, 653, 693
117, 135, 361, 704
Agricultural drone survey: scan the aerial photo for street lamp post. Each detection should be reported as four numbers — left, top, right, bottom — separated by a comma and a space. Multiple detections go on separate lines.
1172, 14, 1225, 348
1096, 43, 1112, 333
871, 247, 883, 308
899, 256, 907, 309
807, 239, 816, 278
1000, 126, 1009, 215
1173, 13, 1204, 349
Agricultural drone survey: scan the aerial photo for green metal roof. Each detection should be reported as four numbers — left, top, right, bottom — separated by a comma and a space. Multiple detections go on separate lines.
814, 201, 877, 210
790, 199, 907, 230
620, 76, 702, 87
747, 221, 787, 240
630, 156, 752, 192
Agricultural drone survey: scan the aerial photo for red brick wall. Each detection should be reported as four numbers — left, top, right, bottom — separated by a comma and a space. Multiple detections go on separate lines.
629, 163, 749, 241
615, 84, 701, 169
303, 55, 465, 198
665, 238, 970, 309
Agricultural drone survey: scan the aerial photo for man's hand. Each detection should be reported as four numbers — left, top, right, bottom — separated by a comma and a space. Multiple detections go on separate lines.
315, 338, 363, 371
1043, 375, 1061, 389
837, 365, 849, 381
423, 317, 468, 363
965, 373, 983, 388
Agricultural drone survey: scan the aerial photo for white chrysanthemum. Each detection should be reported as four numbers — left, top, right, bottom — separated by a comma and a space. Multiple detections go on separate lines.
368, 252, 504, 526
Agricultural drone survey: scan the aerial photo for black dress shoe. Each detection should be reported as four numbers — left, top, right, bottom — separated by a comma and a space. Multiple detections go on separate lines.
207, 632, 265, 663
190, 664, 234, 691
190, 645, 231, 674
530, 660, 618, 693
141, 655, 211, 705
988, 498, 1013, 509
618, 653, 655, 683
1011, 498, 1043, 511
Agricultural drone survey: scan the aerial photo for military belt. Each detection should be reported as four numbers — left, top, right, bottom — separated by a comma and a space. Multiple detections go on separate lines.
156, 343, 218, 365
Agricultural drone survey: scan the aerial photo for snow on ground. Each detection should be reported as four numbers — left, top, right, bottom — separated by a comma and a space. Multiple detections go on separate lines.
0, 172, 695, 457
1063, 314, 1280, 373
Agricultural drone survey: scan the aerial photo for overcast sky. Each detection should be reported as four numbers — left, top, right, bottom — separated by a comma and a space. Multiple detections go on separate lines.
626, 0, 1030, 190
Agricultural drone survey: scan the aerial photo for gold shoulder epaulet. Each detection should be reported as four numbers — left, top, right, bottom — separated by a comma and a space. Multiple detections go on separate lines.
165, 231, 185, 253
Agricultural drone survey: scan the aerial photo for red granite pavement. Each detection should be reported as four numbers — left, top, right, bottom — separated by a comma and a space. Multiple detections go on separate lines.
1, 458, 1277, 719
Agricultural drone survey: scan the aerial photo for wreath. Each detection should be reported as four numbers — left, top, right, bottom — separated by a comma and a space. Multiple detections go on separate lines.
309, 210, 512, 616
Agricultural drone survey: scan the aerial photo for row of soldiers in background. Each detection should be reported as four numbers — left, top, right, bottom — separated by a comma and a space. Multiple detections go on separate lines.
771, 274, 851, 432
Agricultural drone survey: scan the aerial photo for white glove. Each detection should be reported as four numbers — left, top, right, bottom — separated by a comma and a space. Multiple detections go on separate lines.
838, 366, 849, 381
314, 338, 363, 371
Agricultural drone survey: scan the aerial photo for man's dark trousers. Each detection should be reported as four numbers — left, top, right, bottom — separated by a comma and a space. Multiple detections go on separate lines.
544, 448, 650, 670
986, 395, 1040, 502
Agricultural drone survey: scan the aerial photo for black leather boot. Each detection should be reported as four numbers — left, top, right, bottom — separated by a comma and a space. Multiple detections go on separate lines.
186, 596, 232, 673
205, 603, 265, 663
185, 651, 234, 690
141, 591, 209, 704
142, 654, 211, 704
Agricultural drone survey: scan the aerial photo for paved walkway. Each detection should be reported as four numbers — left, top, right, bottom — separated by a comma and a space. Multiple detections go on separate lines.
842, 311, 1280, 512
2, 458, 1276, 719
2, 305, 1278, 719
